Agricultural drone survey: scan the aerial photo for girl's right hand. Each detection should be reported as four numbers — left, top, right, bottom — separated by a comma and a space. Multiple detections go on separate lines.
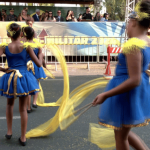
92, 93, 107, 106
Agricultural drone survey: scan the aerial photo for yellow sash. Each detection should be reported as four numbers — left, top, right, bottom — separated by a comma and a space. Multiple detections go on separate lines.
5, 69, 23, 99
27, 60, 35, 75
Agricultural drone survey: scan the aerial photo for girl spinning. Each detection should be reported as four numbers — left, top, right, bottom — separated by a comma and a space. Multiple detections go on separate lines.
0, 23, 43, 146
93, 1, 150, 149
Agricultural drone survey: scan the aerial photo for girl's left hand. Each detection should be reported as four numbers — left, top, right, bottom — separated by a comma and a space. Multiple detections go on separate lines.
92, 93, 107, 106
0, 67, 10, 72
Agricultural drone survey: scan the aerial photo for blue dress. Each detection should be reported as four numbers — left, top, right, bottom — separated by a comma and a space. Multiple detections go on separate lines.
0, 46, 40, 98
27, 48, 47, 80
99, 47, 150, 129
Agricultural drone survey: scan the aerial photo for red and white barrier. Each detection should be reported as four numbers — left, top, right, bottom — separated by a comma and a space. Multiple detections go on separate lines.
104, 46, 122, 79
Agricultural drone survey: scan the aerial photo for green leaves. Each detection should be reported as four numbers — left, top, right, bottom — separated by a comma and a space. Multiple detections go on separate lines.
105, 0, 126, 21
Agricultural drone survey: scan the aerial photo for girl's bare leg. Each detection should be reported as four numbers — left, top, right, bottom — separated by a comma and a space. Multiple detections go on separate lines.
6, 98, 15, 135
27, 95, 31, 110
33, 92, 38, 105
114, 127, 131, 150
128, 131, 148, 150
115, 127, 148, 150
19, 96, 28, 142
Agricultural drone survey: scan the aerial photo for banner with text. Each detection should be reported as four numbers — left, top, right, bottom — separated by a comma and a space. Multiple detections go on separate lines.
0, 22, 126, 56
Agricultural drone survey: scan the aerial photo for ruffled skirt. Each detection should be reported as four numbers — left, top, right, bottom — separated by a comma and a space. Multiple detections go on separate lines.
0, 70, 40, 98
29, 61, 47, 80
99, 73, 150, 129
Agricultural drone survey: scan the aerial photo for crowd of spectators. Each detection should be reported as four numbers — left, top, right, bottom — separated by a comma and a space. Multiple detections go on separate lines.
0, 7, 109, 22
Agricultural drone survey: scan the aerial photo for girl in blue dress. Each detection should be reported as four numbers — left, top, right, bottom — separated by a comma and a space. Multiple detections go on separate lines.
92, 1, 150, 149
23, 27, 47, 112
0, 23, 43, 146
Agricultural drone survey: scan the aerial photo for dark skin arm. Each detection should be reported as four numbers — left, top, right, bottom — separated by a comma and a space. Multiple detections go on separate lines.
38, 47, 47, 68
26, 47, 43, 67
42, 57, 47, 68
93, 49, 142, 105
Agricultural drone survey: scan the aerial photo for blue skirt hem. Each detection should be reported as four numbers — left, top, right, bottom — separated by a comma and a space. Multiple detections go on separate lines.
98, 119, 150, 130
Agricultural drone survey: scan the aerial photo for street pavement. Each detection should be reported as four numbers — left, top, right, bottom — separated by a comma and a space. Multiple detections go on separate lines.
0, 76, 150, 150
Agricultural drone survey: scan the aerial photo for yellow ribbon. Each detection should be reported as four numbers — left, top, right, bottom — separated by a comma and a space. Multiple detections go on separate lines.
5, 69, 23, 99
27, 60, 35, 75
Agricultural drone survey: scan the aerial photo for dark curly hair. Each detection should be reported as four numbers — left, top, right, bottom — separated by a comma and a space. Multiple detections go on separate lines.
24, 26, 34, 40
138, 0, 150, 28
9, 23, 21, 40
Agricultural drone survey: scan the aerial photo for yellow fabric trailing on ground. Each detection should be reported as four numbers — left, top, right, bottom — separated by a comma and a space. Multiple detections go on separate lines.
88, 123, 115, 150
25, 44, 69, 138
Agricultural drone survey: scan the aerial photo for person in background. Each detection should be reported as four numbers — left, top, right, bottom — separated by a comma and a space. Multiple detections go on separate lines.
39, 12, 46, 21
92, 15, 94, 21
0, 11, 2, 21
6, 8, 17, 21
45, 10, 49, 18
82, 7, 92, 21
66, 10, 77, 22
55, 10, 64, 22
94, 12, 101, 21
18, 9, 28, 21
1, 9, 7, 21
44, 11, 56, 22
77, 14, 82, 22
32, 9, 40, 21
71, 11, 77, 22
26, 16, 34, 27
101, 13, 109, 21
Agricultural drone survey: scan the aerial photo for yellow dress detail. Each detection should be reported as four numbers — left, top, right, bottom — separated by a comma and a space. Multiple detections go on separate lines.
122, 38, 147, 54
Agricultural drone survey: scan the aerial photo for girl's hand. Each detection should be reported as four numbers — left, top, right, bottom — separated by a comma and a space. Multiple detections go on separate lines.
92, 93, 107, 106
0, 67, 10, 72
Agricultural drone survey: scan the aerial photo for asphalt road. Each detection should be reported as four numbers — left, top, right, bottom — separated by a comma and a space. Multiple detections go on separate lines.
0, 76, 150, 150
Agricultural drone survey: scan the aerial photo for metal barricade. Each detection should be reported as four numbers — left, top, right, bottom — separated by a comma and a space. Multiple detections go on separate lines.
0, 36, 125, 70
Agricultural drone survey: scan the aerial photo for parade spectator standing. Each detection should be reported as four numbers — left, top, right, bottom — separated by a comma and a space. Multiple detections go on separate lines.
94, 12, 101, 21
77, 14, 82, 22
39, 12, 45, 21
1, 9, 7, 21
45, 10, 49, 18
6, 8, 17, 21
32, 9, 40, 21
0, 11, 2, 21
44, 11, 56, 22
66, 10, 77, 22
82, 7, 92, 21
18, 9, 28, 21
101, 13, 109, 21
55, 10, 64, 22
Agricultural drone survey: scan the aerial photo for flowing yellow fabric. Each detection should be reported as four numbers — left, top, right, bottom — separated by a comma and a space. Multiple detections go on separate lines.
36, 82, 45, 105
25, 44, 69, 138
42, 67, 55, 79
88, 123, 115, 150
59, 77, 108, 130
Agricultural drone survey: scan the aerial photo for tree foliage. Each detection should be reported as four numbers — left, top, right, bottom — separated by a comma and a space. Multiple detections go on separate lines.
104, 0, 126, 21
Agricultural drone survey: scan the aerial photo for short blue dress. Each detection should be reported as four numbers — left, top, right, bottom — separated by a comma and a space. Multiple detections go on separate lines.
99, 47, 150, 129
26, 48, 47, 80
0, 46, 40, 98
